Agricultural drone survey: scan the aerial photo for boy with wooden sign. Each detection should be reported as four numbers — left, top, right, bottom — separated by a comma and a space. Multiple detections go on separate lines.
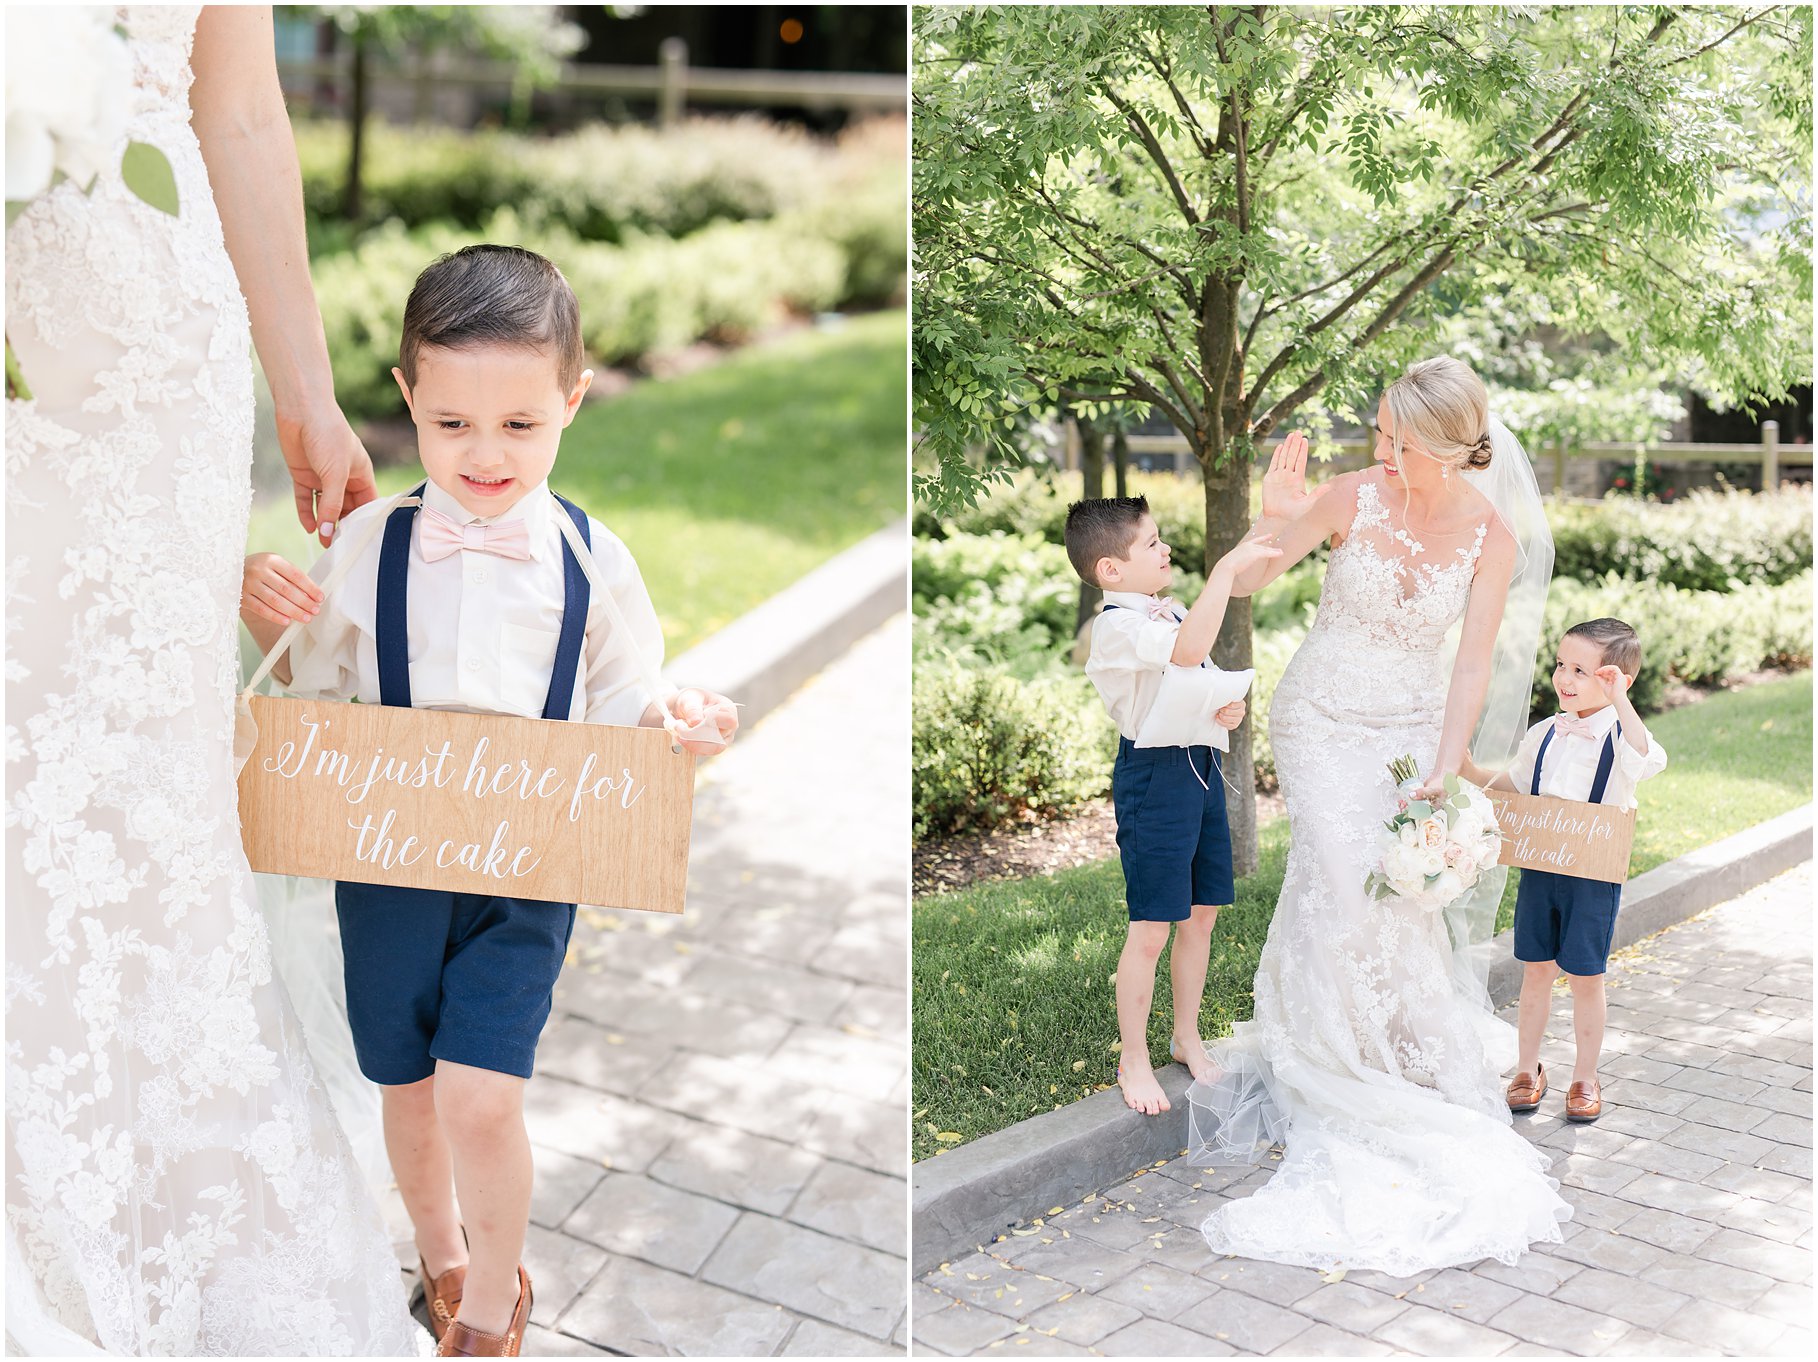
1462, 618, 1667, 1126
240, 245, 737, 1356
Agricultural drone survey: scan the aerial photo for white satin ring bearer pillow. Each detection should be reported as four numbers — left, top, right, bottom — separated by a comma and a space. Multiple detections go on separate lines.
1135, 664, 1255, 752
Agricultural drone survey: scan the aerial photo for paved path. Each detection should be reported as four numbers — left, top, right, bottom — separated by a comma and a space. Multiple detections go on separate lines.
914, 862, 1813, 1357
387, 615, 909, 1355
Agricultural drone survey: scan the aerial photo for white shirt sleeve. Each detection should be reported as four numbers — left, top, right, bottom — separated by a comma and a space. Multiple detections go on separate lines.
1616, 727, 1668, 785
579, 518, 668, 728
1087, 607, 1177, 673
281, 528, 368, 703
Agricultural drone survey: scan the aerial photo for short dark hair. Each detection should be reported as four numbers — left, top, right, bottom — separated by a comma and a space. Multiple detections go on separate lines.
399, 244, 584, 393
1564, 617, 1642, 677
1063, 496, 1151, 586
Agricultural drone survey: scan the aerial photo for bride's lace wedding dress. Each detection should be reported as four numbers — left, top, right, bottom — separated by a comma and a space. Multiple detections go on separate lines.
5, 9, 415, 1353
1186, 479, 1571, 1275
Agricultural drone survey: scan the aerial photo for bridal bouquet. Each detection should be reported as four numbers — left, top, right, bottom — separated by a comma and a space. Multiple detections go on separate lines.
1365, 755, 1504, 914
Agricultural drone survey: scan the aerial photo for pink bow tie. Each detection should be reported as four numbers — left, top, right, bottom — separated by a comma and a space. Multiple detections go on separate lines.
419, 505, 532, 563
1147, 597, 1181, 623
1553, 713, 1599, 740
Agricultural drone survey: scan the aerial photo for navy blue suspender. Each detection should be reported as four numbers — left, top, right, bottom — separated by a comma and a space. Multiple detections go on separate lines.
1531, 721, 1620, 804
374, 483, 592, 720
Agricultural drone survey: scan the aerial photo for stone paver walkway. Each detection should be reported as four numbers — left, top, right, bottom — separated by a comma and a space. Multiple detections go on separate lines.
385, 616, 909, 1355
914, 862, 1813, 1357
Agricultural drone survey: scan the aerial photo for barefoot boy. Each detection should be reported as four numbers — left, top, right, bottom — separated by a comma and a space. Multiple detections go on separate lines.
241, 245, 736, 1355
1462, 618, 1666, 1124
1065, 498, 1278, 1116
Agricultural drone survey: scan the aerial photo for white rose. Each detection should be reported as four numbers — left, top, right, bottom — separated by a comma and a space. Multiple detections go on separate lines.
1398, 821, 1419, 848
5, 8, 130, 201
1418, 816, 1447, 851
1451, 809, 1485, 844
1382, 844, 1418, 884
1430, 868, 1466, 907
1416, 845, 1446, 878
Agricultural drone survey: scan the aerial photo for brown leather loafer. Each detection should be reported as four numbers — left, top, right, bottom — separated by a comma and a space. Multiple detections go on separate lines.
436, 1264, 531, 1357
1566, 1078, 1603, 1123
418, 1255, 467, 1344
1506, 1063, 1547, 1113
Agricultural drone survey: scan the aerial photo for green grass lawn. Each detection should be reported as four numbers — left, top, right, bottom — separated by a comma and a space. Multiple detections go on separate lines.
913, 671, 1813, 1162
246, 310, 905, 656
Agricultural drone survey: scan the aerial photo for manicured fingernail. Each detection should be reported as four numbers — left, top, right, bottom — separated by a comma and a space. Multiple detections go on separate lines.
321, 522, 335, 540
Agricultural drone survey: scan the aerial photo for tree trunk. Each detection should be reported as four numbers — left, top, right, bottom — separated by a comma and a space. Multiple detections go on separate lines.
1112, 423, 1130, 497
1075, 417, 1107, 636
344, 33, 369, 221
1204, 451, 1258, 876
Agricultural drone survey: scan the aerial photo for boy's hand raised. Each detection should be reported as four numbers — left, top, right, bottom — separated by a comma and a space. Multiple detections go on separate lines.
1216, 527, 1283, 578
241, 553, 322, 627
1260, 432, 1329, 522
1593, 664, 1632, 698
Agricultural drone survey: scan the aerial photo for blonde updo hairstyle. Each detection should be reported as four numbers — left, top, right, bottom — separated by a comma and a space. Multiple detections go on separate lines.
1383, 357, 1494, 474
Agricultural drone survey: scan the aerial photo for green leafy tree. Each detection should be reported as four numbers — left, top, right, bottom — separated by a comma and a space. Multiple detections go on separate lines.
286, 5, 583, 219
914, 3, 1812, 870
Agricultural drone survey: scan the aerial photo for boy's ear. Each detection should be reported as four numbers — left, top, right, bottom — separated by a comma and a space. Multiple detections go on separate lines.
561, 369, 594, 427
391, 367, 415, 415
1096, 556, 1120, 587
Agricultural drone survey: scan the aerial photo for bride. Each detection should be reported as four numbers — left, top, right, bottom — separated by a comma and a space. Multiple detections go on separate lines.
1185, 357, 1570, 1274
7, 8, 416, 1353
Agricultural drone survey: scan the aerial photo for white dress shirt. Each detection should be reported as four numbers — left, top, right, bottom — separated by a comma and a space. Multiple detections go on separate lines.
1084, 591, 1246, 748
1506, 704, 1667, 810
286, 478, 665, 727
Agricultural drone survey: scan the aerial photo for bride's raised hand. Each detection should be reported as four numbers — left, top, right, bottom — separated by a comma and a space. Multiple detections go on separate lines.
280, 405, 378, 547
1260, 431, 1329, 522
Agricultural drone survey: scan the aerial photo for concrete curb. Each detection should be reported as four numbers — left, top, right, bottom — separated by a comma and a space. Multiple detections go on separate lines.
909, 802, 1816, 1277
668, 517, 905, 728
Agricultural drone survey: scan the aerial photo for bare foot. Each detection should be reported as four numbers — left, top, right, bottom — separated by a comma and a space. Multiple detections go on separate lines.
1117, 1063, 1171, 1116
1170, 1034, 1222, 1084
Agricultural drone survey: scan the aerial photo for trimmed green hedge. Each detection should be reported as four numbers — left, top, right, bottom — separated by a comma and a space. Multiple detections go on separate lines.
314, 207, 871, 421
298, 116, 829, 243
913, 661, 1114, 841
1536, 572, 1814, 714
1549, 487, 1812, 590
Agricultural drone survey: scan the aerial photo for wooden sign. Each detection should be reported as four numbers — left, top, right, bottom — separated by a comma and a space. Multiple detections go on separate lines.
1487, 791, 1635, 885
237, 695, 695, 913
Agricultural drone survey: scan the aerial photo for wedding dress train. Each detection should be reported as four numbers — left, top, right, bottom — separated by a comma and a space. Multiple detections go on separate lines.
6, 8, 415, 1352
1187, 480, 1571, 1275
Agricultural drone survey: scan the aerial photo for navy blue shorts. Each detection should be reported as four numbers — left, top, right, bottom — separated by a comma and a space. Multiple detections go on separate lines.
1513, 869, 1623, 977
1111, 738, 1235, 922
335, 881, 577, 1085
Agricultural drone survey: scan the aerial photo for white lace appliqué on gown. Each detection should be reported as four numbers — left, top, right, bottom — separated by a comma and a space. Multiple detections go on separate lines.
5, 9, 416, 1353
1185, 480, 1571, 1276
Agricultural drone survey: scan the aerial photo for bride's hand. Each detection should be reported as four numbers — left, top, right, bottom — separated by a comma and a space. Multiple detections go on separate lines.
1260, 431, 1330, 522
1413, 769, 1454, 801
279, 405, 378, 547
